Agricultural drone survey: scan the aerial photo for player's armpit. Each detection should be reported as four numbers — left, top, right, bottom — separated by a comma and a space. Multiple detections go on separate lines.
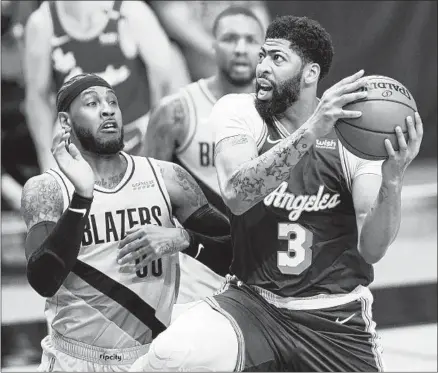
158, 160, 208, 223
144, 95, 189, 160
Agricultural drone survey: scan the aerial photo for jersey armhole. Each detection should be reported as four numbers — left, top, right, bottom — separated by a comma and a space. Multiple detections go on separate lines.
338, 140, 383, 193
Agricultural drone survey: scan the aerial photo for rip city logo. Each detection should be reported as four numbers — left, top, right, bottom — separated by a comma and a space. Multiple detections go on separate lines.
99, 353, 122, 362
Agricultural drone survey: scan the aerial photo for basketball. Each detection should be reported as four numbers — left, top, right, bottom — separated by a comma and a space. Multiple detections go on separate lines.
335, 75, 417, 160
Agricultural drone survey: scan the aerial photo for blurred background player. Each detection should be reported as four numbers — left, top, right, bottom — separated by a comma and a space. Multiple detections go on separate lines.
129, 15, 424, 372
143, 6, 264, 305
20, 73, 231, 371
148, 1, 270, 81
24, 0, 183, 173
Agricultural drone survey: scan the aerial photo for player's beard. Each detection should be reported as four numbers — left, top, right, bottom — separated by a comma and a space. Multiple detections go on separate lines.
255, 69, 303, 120
72, 123, 124, 155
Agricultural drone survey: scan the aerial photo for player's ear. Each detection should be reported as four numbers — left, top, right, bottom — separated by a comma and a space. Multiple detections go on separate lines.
303, 63, 320, 85
58, 112, 72, 130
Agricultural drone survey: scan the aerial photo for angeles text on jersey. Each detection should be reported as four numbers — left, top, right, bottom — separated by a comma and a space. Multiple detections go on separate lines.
263, 182, 341, 221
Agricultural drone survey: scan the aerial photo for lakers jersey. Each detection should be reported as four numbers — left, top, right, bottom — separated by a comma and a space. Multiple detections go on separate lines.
44, 153, 179, 349
213, 94, 383, 298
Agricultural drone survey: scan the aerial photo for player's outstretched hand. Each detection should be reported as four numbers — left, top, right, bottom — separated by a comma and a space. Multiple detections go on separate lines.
310, 69, 368, 138
51, 128, 95, 198
117, 225, 189, 271
382, 112, 424, 182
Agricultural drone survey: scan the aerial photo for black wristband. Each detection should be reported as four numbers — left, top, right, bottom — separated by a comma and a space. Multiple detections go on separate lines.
69, 192, 93, 217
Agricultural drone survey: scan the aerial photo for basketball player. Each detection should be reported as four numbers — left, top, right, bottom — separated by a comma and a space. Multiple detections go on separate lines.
20, 73, 231, 372
144, 6, 264, 304
24, 0, 181, 172
129, 16, 424, 371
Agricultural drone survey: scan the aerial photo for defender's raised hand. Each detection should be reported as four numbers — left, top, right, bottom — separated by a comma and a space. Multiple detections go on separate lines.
51, 128, 95, 198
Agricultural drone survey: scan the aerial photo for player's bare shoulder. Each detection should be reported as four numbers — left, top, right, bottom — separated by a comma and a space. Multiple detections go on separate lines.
21, 173, 64, 230
155, 160, 208, 222
149, 92, 190, 138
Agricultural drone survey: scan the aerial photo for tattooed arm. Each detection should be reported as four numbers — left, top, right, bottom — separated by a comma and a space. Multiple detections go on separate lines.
158, 160, 209, 223
21, 174, 63, 236
215, 126, 317, 216
143, 94, 189, 160
117, 160, 232, 275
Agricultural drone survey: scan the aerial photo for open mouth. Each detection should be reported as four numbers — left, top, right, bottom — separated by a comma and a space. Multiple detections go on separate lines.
100, 120, 118, 132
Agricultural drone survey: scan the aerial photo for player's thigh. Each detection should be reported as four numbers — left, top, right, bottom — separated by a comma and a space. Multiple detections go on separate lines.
132, 301, 239, 372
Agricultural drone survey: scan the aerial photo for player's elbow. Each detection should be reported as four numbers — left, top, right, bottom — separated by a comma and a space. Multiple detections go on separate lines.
26, 253, 64, 298
220, 184, 246, 216
358, 244, 387, 265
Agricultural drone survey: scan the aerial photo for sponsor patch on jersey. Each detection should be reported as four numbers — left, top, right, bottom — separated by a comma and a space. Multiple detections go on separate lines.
132, 180, 155, 190
264, 182, 341, 221
315, 138, 337, 151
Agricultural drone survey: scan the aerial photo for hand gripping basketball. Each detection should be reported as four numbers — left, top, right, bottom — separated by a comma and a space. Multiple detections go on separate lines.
51, 128, 95, 198
310, 70, 368, 138
382, 112, 424, 182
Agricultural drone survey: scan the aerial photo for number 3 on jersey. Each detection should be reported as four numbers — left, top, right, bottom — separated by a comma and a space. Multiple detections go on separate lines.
277, 223, 313, 275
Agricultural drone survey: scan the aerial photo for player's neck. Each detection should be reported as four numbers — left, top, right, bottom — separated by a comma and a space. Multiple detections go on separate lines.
276, 94, 319, 134
59, 2, 111, 33
81, 151, 127, 183
206, 75, 254, 100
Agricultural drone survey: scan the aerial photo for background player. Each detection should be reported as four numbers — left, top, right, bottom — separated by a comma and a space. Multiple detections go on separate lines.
24, 0, 179, 172
143, 6, 264, 304
129, 15, 424, 371
20, 73, 230, 371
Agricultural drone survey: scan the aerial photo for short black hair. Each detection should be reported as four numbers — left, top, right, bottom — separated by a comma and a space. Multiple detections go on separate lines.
265, 15, 334, 80
212, 6, 264, 37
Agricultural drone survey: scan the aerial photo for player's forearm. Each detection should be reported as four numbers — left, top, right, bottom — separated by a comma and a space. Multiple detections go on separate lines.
358, 180, 402, 264
25, 192, 93, 297
222, 126, 317, 215
25, 94, 56, 171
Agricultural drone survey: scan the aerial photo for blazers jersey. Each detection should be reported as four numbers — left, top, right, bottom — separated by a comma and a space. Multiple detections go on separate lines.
213, 94, 383, 298
174, 78, 227, 214
45, 153, 179, 349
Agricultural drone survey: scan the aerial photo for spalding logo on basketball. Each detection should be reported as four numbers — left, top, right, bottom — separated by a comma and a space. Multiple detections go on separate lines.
335, 75, 418, 160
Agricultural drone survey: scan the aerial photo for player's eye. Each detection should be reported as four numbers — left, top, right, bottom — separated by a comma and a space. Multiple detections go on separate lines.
258, 53, 265, 62
86, 102, 97, 107
109, 100, 117, 106
273, 54, 285, 62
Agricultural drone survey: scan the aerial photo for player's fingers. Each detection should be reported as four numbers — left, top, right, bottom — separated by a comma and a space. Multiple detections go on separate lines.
118, 229, 144, 250
339, 77, 368, 95
126, 226, 142, 235
117, 244, 146, 265
335, 69, 365, 88
134, 255, 155, 272
68, 143, 83, 160
384, 139, 396, 158
414, 112, 424, 140
51, 129, 66, 152
395, 126, 408, 153
338, 109, 362, 119
406, 116, 417, 143
339, 90, 368, 105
